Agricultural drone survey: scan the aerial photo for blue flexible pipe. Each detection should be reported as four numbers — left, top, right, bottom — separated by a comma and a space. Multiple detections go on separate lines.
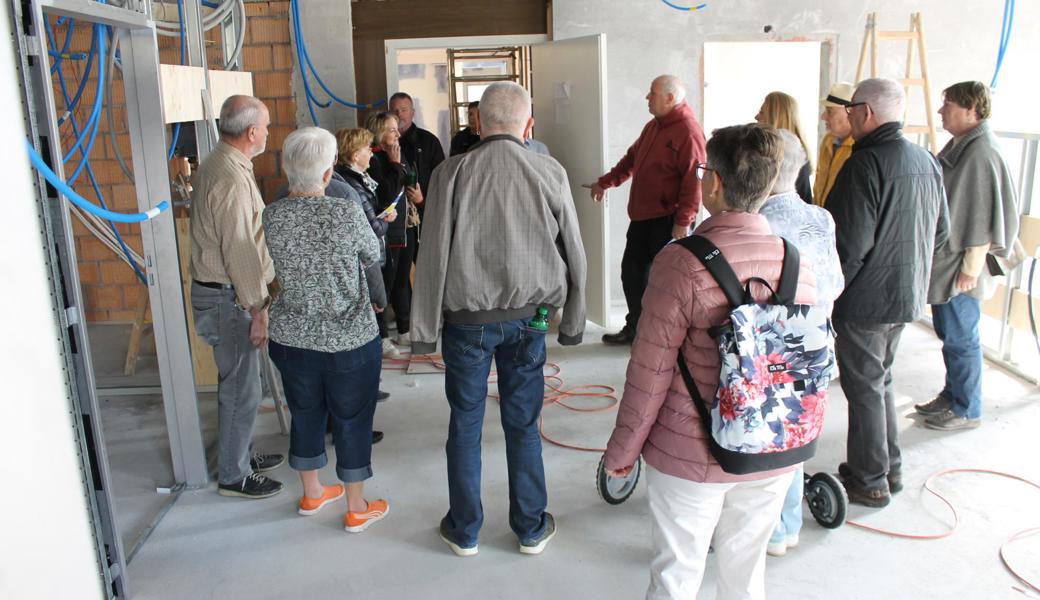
26, 140, 170, 224
991, 0, 1015, 89
47, 20, 146, 282
289, 0, 384, 125
65, 25, 106, 185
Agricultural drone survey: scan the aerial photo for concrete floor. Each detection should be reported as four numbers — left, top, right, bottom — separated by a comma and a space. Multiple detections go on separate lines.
98, 321, 1040, 599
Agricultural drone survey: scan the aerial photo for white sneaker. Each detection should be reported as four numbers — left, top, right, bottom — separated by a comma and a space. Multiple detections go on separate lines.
786, 533, 799, 548
396, 331, 411, 347
766, 541, 787, 557
381, 338, 401, 359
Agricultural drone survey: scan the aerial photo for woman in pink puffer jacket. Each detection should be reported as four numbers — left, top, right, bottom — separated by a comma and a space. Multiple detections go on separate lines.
604, 124, 818, 600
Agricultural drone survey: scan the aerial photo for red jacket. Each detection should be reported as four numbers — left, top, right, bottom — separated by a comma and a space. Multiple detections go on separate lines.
604, 212, 817, 483
597, 101, 706, 227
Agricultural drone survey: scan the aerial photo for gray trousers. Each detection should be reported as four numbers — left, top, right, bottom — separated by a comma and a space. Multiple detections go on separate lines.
191, 283, 262, 484
833, 318, 905, 492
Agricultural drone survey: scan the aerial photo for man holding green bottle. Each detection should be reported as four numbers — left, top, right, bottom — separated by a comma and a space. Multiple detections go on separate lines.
412, 81, 587, 558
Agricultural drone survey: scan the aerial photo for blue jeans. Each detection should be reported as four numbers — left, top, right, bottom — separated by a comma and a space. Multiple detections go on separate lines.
931, 294, 983, 419
268, 337, 381, 483
191, 283, 262, 485
770, 466, 803, 544
440, 319, 550, 547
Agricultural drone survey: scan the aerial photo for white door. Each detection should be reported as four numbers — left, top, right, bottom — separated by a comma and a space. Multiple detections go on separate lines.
531, 34, 610, 327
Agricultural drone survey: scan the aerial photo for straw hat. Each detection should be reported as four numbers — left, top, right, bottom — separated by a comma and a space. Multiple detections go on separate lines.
821, 82, 855, 107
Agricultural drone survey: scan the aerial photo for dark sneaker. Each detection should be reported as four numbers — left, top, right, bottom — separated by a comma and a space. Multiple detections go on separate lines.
924, 408, 981, 431
377, 390, 391, 402
218, 472, 284, 499
439, 518, 478, 557
914, 394, 951, 416
373, 430, 384, 444
841, 478, 890, 508
519, 512, 557, 555
602, 327, 635, 346
839, 462, 902, 494
250, 453, 285, 473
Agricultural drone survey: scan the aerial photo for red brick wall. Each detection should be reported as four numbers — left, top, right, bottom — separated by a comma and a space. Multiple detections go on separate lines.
50, 2, 297, 321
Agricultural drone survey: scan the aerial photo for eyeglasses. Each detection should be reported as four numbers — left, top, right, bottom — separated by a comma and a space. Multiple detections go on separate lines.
844, 102, 868, 115
695, 163, 716, 181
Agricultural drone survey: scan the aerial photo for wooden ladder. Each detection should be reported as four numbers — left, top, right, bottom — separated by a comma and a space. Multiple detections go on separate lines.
855, 12, 938, 154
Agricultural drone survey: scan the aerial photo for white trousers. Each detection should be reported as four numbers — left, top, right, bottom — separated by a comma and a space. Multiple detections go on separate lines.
645, 466, 794, 600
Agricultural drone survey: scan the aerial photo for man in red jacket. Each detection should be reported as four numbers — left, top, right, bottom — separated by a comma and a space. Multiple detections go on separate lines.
591, 75, 706, 345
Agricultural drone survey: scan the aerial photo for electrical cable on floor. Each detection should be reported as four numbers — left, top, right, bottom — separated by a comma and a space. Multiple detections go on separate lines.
384, 350, 1039, 592
382, 352, 618, 452
845, 468, 1040, 594
660, 0, 708, 12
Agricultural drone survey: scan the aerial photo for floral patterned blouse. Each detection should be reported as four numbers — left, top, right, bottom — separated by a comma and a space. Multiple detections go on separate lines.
262, 195, 381, 353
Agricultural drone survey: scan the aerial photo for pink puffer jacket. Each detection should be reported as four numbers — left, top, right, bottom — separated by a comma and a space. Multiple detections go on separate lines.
604, 211, 818, 483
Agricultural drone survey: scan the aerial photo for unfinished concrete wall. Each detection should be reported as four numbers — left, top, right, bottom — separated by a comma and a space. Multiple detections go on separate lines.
290, 0, 358, 131
553, 0, 1040, 309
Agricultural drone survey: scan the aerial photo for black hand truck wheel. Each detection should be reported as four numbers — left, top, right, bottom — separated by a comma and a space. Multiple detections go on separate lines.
597, 455, 642, 505
804, 471, 848, 529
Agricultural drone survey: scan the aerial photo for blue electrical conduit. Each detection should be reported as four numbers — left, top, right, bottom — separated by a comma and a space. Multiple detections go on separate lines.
64, 25, 105, 187
289, 0, 385, 125
26, 140, 170, 224
990, 0, 1015, 89
45, 18, 147, 282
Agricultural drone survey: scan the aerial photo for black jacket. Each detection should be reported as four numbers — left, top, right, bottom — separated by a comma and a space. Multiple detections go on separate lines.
450, 127, 481, 156
826, 122, 949, 323
365, 150, 407, 246
399, 124, 445, 216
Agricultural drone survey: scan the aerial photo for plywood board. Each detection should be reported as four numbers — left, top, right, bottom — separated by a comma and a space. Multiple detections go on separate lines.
159, 65, 253, 124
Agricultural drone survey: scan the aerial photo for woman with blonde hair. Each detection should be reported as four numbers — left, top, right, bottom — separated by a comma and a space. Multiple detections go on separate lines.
756, 91, 814, 204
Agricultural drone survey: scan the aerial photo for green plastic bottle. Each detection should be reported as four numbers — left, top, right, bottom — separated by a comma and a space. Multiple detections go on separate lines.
529, 307, 549, 331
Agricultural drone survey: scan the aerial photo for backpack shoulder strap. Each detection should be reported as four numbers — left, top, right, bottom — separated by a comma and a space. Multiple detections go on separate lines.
674, 235, 744, 308
776, 238, 800, 305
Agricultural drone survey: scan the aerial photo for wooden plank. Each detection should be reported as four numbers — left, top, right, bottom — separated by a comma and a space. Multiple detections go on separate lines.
877, 31, 916, 41
207, 70, 254, 115
1008, 288, 1040, 333
159, 65, 253, 124
1020, 215, 1040, 256
159, 64, 206, 123
176, 217, 219, 386
123, 285, 150, 376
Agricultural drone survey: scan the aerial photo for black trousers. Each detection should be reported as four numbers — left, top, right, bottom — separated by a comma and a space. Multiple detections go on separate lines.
377, 227, 417, 338
621, 216, 674, 330
833, 318, 905, 491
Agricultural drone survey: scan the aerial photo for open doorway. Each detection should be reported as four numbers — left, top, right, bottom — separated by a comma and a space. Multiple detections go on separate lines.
385, 35, 547, 155
703, 41, 824, 166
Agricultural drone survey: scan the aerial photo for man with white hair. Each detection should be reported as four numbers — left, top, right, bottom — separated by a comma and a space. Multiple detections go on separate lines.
412, 81, 587, 557
591, 74, 706, 345
826, 77, 949, 508
190, 94, 284, 499
759, 128, 844, 557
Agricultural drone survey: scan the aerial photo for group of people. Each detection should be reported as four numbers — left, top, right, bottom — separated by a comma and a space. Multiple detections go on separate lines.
186, 66, 1020, 598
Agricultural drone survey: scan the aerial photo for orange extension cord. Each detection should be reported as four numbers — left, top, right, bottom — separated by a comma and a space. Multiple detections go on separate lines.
383, 352, 1039, 593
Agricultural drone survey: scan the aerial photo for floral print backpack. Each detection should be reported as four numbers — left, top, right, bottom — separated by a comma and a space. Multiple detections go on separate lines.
674, 235, 835, 475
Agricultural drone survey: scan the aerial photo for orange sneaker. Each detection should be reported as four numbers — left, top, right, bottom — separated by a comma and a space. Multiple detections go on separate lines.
298, 484, 344, 516
344, 499, 390, 533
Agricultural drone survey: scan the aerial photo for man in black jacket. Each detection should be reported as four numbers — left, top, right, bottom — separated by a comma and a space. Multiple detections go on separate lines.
827, 77, 949, 509
389, 92, 446, 220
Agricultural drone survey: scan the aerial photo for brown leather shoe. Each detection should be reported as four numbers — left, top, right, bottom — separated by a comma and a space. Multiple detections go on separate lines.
839, 462, 902, 494
842, 478, 890, 508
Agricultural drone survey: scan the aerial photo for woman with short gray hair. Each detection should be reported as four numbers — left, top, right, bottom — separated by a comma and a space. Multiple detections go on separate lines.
263, 126, 390, 532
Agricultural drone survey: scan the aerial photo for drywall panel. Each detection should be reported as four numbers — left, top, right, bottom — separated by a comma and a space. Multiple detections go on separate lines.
292, 0, 358, 130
